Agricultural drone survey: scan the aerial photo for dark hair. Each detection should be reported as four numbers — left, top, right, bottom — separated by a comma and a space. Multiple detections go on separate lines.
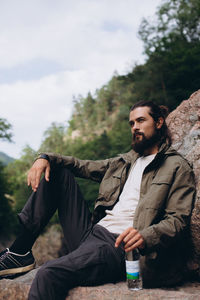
130, 100, 172, 145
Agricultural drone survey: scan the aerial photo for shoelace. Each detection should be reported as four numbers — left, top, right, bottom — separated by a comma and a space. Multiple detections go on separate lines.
0, 249, 9, 261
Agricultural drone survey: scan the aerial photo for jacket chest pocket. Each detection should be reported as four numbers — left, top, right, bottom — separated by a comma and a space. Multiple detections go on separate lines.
142, 174, 173, 210
99, 172, 121, 197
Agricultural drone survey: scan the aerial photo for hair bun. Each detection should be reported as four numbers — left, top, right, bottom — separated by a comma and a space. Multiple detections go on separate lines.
159, 105, 169, 118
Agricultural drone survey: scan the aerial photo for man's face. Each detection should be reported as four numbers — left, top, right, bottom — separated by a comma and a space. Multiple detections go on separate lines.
129, 106, 162, 155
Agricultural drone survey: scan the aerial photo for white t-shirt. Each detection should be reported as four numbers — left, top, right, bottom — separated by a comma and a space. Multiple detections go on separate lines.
98, 154, 156, 234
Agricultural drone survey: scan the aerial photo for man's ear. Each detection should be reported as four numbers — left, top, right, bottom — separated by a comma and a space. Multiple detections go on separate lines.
156, 117, 164, 129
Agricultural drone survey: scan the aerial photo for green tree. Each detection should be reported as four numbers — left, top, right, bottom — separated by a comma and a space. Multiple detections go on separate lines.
0, 162, 17, 236
0, 118, 12, 142
136, 0, 200, 109
5, 146, 36, 215
0, 117, 14, 236
39, 122, 67, 154
139, 0, 200, 55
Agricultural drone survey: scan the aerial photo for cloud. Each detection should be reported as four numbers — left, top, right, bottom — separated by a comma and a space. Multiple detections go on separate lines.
0, 67, 110, 158
0, 0, 160, 69
0, 0, 161, 158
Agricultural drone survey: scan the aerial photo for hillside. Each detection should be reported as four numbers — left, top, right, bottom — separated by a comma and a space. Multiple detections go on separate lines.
0, 151, 14, 165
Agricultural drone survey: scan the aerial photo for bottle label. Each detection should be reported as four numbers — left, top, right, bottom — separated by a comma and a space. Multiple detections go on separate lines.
125, 260, 139, 280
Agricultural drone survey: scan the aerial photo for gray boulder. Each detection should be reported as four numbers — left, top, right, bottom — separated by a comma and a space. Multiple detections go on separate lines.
167, 90, 200, 275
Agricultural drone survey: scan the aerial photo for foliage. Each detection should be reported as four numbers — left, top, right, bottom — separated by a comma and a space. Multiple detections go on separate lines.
68, 75, 135, 138
139, 0, 200, 55
136, 0, 200, 109
0, 151, 14, 165
0, 118, 14, 236
5, 146, 36, 215
0, 162, 16, 236
0, 118, 13, 142
39, 123, 67, 154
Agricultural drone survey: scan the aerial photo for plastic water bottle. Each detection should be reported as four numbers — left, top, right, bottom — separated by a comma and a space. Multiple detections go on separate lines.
125, 249, 142, 290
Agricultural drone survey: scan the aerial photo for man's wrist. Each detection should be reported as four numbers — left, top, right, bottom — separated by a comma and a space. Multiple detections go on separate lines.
35, 153, 50, 162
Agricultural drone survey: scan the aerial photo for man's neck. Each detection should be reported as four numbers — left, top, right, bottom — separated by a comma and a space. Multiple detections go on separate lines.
143, 144, 159, 156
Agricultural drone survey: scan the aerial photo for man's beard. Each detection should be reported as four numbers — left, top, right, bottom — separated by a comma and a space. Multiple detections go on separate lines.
131, 129, 161, 156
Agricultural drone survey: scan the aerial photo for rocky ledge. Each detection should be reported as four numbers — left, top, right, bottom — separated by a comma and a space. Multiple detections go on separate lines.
0, 269, 200, 300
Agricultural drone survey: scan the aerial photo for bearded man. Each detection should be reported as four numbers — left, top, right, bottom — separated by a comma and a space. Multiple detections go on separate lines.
0, 101, 196, 300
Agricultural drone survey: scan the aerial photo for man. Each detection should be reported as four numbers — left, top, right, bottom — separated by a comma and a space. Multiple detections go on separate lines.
0, 101, 196, 300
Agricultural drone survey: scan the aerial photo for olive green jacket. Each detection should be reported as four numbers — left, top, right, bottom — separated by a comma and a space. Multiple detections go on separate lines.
44, 142, 196, 285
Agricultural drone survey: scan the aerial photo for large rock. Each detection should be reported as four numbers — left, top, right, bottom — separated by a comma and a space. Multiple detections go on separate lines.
1, 91, 200, 299
32, 224, 62, 266
1, 269, 200, 300
167, 90, 200, 196
167, 90, 200, 275
0, 269, 37, 300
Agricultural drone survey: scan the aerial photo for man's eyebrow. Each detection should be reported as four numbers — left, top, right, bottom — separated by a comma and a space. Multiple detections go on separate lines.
136, 116, 146, 120
129, 116, 146, 123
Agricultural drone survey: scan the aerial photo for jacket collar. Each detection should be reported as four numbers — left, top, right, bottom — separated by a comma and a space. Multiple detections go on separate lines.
119, 141, 177, 164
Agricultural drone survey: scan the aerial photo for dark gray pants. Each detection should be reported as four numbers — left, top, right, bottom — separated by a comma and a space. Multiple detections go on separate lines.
18, 168, 125, 300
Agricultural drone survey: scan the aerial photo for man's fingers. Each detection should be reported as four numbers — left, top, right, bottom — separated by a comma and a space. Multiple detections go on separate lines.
27, 159, 50, 192
123, 229, 138, 244
45, 165, 50, 182
124, 238, 144, 252
115, 227, 145, 251
28, 172, 37, 191
115, 228, 132, 247
35, 170, 42, 189
27, 170, 36, 189
124, 233, 143, 249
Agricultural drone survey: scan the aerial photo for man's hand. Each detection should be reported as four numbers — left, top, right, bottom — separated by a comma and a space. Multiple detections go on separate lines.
115, 227, 145, 252
27, 158, 50, 192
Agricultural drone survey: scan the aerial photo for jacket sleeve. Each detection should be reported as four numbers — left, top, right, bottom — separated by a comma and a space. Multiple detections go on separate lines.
139, 165, 196, 254
41, 152, 110, 183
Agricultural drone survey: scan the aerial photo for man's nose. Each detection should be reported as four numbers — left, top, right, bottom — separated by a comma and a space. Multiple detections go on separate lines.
131, 122, 139, 133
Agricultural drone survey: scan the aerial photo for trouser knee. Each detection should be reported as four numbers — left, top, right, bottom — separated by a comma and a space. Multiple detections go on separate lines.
28, 267, 50, 300
29, 265, 60, 300
51, 167, 75, 185
37, 265, 48, 279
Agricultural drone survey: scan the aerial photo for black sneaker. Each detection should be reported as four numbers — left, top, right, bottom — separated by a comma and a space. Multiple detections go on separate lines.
0, 248, 35, 277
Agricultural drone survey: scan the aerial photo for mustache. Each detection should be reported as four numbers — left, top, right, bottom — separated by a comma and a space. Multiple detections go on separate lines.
132, 131, 144, 139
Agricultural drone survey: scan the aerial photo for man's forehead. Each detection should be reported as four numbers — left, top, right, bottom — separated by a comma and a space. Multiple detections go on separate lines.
129, 106, 151, 119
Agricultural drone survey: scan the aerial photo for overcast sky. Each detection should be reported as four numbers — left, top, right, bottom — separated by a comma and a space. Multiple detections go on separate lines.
0, 0, 162, 159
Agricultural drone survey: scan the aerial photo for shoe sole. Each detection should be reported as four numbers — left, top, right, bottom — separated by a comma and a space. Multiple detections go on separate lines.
0, 262, 35, 276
